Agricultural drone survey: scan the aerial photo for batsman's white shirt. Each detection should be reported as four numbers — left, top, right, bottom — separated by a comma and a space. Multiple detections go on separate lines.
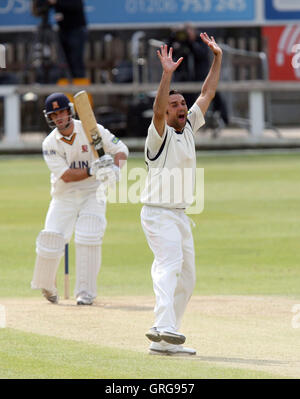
141, 103, 205, 335
141, 103, 205, 209
42, 119, 128, 198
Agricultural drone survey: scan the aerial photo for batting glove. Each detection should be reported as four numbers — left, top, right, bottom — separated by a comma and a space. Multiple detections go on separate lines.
88, 154, 114, 176
96, 164, 120, 186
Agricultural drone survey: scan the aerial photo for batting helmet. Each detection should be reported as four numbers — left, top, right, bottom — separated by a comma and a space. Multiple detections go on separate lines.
43, 92, 75, 129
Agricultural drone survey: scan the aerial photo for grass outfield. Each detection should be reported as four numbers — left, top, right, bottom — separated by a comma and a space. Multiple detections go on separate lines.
0, 328, 278, 379
0, 153, 300, 379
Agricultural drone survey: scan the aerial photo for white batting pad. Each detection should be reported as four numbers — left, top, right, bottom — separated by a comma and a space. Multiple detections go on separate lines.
74, 244, 101, 298
31, 230, 65, 291
74, 213, 106, 246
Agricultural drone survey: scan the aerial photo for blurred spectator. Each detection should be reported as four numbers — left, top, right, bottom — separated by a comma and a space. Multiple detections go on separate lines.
168, 24, 210, 82
126, 93, 153, 136
0, 72, 19, 85
48, 0, 87, 78
168, 24, 228, 126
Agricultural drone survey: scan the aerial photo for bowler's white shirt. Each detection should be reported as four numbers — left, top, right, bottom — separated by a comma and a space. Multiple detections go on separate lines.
141, 103, 205, 209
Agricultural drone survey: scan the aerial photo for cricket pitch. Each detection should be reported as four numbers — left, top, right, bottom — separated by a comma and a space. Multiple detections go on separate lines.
2, 295, 300, 378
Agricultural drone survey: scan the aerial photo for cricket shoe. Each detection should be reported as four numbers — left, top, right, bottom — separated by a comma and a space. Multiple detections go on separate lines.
149, 342, 196, 356
145, 327, 162, 343
76, 292, 93, 305
160, 330, 186, 345
42, 289, 58, 304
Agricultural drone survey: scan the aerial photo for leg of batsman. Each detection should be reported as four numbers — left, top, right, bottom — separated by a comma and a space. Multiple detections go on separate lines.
31, 230, 65, 303
74, 213, 106, 305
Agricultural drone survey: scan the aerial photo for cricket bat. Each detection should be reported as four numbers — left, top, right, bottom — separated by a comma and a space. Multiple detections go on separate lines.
74, 90, 105, 158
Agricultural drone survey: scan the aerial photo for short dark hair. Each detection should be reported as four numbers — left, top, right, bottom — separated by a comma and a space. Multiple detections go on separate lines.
169, 89, 184, 97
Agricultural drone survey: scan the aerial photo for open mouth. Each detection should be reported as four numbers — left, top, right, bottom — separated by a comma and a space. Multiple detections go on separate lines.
178, 114, 186, 122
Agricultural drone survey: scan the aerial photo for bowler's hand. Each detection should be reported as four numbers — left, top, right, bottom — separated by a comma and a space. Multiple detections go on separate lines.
200, 33, 222, 57
157, 44, 184, 74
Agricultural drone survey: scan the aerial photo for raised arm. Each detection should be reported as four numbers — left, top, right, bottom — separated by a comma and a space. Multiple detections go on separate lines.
153, 45, 183, 136
196, 33, 223, 116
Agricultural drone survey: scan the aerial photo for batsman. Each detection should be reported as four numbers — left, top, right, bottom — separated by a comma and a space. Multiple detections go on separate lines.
31, 92, 128, 305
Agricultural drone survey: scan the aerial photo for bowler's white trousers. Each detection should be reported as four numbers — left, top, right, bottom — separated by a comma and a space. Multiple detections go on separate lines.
141, 205, 196, 333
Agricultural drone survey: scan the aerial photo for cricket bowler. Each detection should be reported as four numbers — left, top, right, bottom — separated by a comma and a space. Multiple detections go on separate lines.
141, 33, 222, 355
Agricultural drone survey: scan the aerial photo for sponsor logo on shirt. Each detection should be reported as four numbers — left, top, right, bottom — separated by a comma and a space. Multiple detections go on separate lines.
43, 149, 56, 156
82, 145, 89, 153
111, 136, 120, 144
69, 161, 89, 169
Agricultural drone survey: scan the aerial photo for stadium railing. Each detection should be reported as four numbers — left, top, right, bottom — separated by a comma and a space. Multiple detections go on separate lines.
1, 80, 300, 146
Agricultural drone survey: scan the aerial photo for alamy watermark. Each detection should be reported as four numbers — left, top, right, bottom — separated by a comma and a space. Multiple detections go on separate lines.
0, 305, 6, 328
0, 44, 6, 69
291, 304, 300, 329
96, 162, 205, 215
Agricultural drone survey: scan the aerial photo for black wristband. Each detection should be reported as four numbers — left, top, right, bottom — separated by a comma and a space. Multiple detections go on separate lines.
87, 167, 92, 176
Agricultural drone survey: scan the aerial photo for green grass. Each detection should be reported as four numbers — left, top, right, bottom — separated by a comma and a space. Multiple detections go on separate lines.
194, 153, 300, 295
0, 153, 300, 379
1, 153, 299, 297
0, 329, 279, 379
